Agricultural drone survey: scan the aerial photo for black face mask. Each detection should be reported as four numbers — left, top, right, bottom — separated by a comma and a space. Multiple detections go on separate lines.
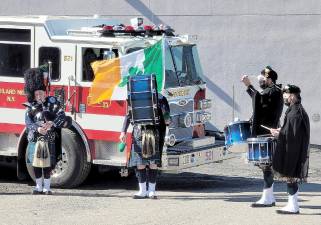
284, 97, 290, 106
260, 82, 267, 89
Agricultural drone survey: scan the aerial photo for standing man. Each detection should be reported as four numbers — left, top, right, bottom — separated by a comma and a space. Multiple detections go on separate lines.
119, 75, 170, 199
24, 67, 71, 195
270, 84, 310, 214
241, 66, 283, 207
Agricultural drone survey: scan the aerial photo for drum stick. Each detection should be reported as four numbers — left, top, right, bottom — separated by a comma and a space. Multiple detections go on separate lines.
260, 125, 271, 131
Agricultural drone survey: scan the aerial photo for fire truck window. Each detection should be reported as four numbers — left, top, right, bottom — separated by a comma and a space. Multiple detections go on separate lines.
39, 47, 61, 81
171, 45, 204, 86
0, 43, 30, 77
191, 46, 205, 84
98, 49, 118, 60
82, 48, 119, 82
126, 47, 143, 54
0, 28, 31, 42
82, 48, 97, 81
164, 44, 179, 88
171, 46, 188, 85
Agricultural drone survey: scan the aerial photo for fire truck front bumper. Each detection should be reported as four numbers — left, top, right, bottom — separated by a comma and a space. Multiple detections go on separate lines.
160, 137, 227, 171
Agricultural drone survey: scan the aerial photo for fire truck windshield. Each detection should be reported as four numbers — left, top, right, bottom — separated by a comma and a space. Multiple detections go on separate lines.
170, 44, 204, 86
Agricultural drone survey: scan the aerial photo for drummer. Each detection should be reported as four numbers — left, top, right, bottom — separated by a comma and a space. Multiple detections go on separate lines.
241, 66, 283, 207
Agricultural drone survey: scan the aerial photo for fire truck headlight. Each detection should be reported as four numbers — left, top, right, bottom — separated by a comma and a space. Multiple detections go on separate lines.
199, 99, 212, 110
196, 112, 211, 123
165, 134, 176, 146
179, 113, 192, 128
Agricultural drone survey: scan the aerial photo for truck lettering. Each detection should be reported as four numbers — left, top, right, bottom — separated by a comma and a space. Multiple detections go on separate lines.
6, 96, 15, 102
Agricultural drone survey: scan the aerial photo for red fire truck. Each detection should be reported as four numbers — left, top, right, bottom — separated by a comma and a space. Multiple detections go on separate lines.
0, 16, 225, 188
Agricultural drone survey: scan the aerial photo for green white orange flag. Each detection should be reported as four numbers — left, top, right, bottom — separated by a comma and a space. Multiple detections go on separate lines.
88, 39, 164, 105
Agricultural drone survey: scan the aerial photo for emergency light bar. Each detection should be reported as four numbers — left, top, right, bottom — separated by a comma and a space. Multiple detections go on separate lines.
66, 17, 175, 38
99, 23, 174, 37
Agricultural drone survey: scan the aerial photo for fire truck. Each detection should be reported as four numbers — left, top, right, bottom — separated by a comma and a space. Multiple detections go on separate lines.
0, 16, 226, 188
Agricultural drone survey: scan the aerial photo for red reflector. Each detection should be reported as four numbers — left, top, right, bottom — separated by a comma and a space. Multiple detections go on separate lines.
144, 25, 153, 31
125, 26, 134, 31
103, 25, 114, 31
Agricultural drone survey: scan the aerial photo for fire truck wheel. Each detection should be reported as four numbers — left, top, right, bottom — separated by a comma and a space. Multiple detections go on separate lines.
25, 128, 91, 188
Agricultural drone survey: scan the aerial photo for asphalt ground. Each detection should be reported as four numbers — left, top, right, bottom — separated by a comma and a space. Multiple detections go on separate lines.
0, 148, 320, 225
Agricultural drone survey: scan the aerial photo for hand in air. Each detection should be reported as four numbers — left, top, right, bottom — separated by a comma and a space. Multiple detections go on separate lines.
241, 75, 251, 87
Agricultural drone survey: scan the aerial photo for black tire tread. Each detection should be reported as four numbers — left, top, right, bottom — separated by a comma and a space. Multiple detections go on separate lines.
59, 128, 91, 188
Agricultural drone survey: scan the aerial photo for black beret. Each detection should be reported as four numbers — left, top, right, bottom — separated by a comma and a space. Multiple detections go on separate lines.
261, 66, 278, 81
283, 84, 301, 94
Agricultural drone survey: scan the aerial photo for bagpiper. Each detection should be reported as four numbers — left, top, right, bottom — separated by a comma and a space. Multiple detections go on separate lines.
119, 74, 170, 199
24, 65, 71, 195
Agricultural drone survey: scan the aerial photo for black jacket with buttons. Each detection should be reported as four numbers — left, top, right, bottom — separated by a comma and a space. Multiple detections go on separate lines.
247, 84, 283, 136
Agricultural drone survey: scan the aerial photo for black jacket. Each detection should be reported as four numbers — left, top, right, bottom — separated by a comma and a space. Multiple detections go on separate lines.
272, 103, 310, 180
247, 84, 283, 136
24, 96, 66, 161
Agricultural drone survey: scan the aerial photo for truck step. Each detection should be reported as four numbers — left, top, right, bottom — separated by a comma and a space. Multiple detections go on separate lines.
166, 138, 223, 155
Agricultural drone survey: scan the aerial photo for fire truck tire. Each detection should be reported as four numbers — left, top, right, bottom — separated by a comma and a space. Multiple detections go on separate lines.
25, 128, 91, 188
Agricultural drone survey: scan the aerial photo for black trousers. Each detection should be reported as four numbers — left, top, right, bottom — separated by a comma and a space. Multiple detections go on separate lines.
34, 167, 51, 179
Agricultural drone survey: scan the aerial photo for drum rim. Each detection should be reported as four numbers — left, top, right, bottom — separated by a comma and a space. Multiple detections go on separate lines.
228, 120, 250, 126
247, 137, 275, 142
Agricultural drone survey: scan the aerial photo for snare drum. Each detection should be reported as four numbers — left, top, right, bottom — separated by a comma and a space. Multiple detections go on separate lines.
224, 121, 251, 152
247, 137, 276, 165
128, 74, 159, 125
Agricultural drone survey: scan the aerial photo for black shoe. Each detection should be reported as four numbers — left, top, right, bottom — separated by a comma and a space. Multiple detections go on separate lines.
43, 191, 53, 195
32, 189, 42, 195
276, 209, 299, 214
251, 202, 276, 208
133, 194, 147, 199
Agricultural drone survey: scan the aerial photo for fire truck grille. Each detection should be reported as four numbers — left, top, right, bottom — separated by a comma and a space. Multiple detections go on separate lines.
169, 100, 193, 114
168, 127, 193, 141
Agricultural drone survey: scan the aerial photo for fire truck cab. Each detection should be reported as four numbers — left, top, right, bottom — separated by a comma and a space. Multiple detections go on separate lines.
0, 16, 226, 188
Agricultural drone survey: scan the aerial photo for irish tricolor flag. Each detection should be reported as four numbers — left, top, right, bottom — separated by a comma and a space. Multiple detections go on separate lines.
88, 39, 164, 105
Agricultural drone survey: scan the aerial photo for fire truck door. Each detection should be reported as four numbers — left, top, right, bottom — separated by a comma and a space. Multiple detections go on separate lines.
35, 44, 78, 115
